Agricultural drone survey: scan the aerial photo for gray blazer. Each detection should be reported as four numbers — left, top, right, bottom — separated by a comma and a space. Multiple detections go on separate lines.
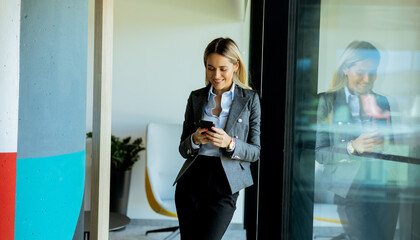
174, 84, 261, 194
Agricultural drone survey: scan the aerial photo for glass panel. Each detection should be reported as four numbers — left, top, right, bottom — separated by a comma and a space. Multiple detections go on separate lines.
290, 0, 420, 239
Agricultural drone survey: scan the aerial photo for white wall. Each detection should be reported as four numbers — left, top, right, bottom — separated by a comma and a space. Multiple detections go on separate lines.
85, 0, 251, 223
318, 0, 420, 96
0, 0, 20, 153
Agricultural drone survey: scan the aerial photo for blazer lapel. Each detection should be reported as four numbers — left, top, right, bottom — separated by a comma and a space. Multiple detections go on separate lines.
191, 86, 209, 127
224, 87, 248, 134
333, 89, 352, 123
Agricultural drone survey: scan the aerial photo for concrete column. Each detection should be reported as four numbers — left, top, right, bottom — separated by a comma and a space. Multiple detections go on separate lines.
16, 0, 88, 239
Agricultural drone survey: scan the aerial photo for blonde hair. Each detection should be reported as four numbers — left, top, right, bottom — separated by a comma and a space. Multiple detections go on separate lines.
203, 37, 251, 90
328, 41, 380, 92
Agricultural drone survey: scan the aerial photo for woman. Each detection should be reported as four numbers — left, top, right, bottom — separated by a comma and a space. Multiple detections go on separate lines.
174, 37, 261, 240
316, 41, 399, 240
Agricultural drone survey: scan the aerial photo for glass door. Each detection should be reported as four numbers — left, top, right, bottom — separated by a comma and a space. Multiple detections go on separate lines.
283, 0, 420, 239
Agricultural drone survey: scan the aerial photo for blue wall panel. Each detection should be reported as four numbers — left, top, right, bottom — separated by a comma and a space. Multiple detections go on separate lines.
15, 151, 85, 239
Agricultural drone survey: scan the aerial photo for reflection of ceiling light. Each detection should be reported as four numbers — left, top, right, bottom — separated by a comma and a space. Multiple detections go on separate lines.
411, 95, 420, 117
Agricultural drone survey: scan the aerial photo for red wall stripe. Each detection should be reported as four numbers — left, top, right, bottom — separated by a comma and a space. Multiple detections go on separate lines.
0, 152, 17, 240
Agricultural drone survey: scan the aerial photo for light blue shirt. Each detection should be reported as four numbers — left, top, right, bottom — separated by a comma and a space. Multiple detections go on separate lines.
191, 83, 235, 157
344, 86, 371, 130
344, 86, 360, 119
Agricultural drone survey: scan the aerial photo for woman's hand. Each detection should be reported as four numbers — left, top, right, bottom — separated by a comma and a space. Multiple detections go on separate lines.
204, 127, 232, 148
192, 128, 210, 145
352, 132, 384, 154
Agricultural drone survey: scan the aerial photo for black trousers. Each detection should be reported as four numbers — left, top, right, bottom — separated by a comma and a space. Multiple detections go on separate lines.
175, 155, 239, 240
335, 190, 400, 240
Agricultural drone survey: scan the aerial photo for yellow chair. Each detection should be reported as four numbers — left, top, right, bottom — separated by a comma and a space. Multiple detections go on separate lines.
145, 123, 184, 239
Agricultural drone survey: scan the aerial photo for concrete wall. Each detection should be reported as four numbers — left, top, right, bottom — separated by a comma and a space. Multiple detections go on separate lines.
15, 0, 88, 239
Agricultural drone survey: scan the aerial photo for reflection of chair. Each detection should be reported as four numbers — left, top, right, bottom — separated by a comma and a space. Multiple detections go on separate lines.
145, 123, 184, 239
313, 203, 348, 239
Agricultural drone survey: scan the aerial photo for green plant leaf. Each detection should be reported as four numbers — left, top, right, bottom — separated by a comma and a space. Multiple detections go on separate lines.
86, 132, 145, 171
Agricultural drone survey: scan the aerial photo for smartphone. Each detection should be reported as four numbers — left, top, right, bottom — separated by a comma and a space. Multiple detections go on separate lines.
199, 120, 215, 133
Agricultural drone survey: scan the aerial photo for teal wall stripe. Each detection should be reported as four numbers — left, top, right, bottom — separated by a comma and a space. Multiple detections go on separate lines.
15, 151, 85, 239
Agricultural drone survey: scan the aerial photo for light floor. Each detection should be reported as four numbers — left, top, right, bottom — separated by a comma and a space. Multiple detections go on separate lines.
109, 204, 402, 239
108, 219, 246, 240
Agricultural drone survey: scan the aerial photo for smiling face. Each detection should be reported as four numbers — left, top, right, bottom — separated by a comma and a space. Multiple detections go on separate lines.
206, 53, 239, 95
344, 59, 379, 94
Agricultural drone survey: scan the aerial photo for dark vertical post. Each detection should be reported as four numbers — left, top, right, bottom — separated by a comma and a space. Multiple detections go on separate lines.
246, 1, 265, 240
255, 0, 322, 239
257, 1, 291, 239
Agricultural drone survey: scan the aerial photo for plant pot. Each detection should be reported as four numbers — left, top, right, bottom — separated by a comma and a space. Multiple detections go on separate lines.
110, 169, 132, 215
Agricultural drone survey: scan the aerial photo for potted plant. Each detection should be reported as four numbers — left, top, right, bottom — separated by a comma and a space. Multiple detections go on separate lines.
87, 132, 145, 215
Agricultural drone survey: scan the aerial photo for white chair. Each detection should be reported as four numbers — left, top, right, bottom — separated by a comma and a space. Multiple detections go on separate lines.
145, 123, 184, 239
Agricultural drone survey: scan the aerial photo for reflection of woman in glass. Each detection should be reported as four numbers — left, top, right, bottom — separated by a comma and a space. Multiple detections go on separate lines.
316, 41, 399, 240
